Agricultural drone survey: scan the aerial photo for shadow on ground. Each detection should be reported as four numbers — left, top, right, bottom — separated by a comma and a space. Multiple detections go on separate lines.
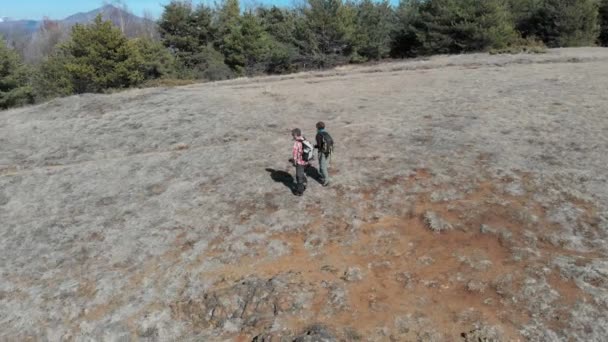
305, 165, 323, 184
266, 168, 296, 194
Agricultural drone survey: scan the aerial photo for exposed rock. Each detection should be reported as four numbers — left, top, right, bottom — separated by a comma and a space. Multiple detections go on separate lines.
170, 276, 306, 332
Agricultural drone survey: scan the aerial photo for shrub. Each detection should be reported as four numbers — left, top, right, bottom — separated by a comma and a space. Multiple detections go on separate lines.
490, 36, 547, 54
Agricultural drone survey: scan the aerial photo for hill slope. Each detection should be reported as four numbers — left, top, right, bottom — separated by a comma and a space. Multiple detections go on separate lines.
1, 48, 608, 341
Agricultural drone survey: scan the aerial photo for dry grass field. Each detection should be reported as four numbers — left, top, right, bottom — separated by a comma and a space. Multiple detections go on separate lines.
1, 48, 608, 341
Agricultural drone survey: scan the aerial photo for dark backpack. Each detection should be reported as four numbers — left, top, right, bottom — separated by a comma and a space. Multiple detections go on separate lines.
319, 131, 334, 155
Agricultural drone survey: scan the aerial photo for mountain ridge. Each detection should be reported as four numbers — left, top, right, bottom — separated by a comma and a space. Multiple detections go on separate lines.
0, 5, 147, 41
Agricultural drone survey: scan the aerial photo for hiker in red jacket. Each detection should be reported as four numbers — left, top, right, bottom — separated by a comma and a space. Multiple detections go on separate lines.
290, 128, 309, 196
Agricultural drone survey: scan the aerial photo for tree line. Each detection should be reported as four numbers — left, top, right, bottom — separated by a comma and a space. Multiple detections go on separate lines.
2, 0, 608, 110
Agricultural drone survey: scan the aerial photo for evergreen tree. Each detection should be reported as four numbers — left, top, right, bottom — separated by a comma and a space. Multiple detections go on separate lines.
220, 13, 274, 74
354, 0, 396, 60
0, 38, 33, 109
34, 50, 74, 100
392, 0, 516, 56
60, 15, 144, 93
257, 6, 302, 73
597, 0, 608, 45
158, 1, 214, 67
216, 0, 241, 41
131, 38, 178, 80
258, 6, 298, 45
391, 0, 424, 57
303, 0, 357, 59
525, 0, 599, 47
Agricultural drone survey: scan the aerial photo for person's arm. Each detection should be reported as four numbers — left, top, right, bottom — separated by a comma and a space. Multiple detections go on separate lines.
315, 133, 322, 149
292, 142, 298, 165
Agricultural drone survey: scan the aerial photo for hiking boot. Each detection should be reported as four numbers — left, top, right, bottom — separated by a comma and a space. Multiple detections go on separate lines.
322, 181, 330, 187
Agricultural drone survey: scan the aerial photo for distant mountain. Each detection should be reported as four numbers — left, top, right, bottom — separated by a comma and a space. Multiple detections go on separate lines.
0, 5, 147, 42
62, 4, 146, 27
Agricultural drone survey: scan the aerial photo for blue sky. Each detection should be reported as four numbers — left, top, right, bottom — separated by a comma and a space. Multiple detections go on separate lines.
1, 0, 299, 20
2, 1, 171, 20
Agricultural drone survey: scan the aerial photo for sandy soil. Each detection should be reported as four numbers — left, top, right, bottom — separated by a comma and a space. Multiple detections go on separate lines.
1, 48, 608, 341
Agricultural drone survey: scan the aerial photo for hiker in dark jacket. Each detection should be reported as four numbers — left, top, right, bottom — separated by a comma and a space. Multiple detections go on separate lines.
291, 128, 308, 196
314, 121, 333, 187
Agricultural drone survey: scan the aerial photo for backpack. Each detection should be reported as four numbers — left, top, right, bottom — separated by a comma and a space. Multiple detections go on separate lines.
301, 139, 315, 162
319, 131, 334, 155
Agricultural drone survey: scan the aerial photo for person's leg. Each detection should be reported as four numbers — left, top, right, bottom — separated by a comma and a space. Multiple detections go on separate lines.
319, 153, 330, 186
295, 165, 306, 195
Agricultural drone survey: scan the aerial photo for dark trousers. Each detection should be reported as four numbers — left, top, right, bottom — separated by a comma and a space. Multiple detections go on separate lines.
295, 164, 307, 194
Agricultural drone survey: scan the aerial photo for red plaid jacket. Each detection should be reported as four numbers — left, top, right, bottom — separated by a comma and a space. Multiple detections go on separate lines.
292, 137, 308, 166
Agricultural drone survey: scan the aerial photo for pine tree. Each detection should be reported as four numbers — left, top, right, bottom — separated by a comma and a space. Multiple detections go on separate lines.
525, 0, 599, 47
598, 0, 608, 46
61, 15, 144, 93
216, 0, 241, 42
34, 50, 74, 101
354, 0, 396, 61
220, 13, 274, 75
303, 0, 357, 57
392, 0, 517, 56
0, 38, 33, 109
158, 1, 214, 68
131, 38, 178, 80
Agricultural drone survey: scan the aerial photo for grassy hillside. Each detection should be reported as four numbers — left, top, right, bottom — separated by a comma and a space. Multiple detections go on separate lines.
1, 48, 608, 341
